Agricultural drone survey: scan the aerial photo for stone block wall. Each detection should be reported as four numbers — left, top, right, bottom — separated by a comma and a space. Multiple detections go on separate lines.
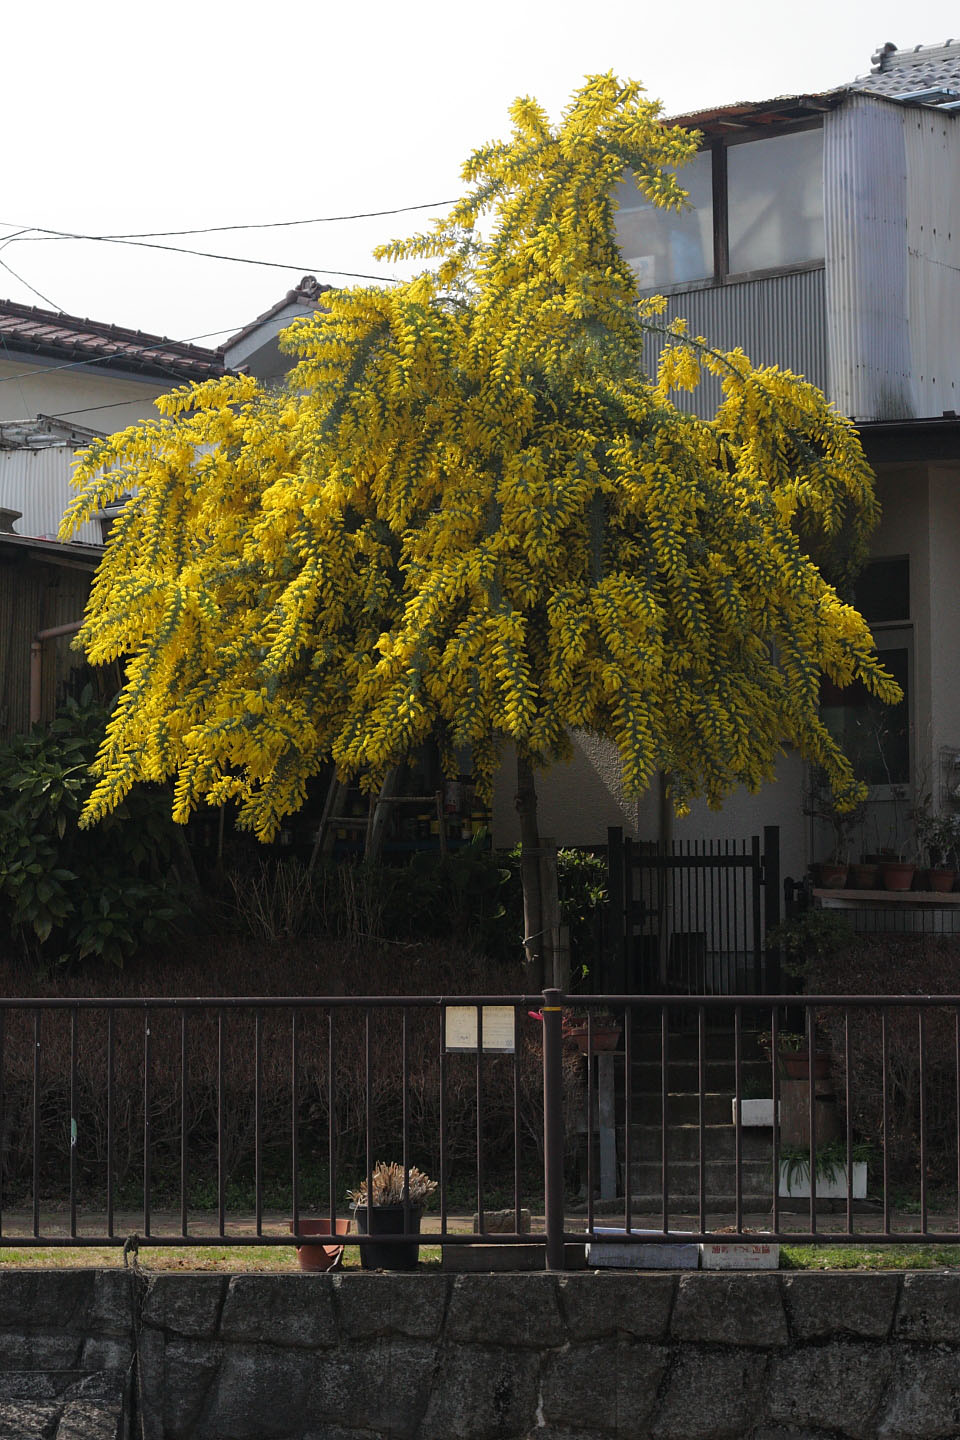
0, 1270, 134, 1438
5, 1268, 960, 1437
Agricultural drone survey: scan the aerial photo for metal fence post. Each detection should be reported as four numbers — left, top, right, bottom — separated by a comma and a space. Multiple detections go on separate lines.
542, 986, 566, 1271
604, 827, 625, 993
763, 825, 781, 993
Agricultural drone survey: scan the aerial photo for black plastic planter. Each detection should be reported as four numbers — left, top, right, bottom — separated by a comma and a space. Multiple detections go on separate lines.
353, 1203, 422, 1271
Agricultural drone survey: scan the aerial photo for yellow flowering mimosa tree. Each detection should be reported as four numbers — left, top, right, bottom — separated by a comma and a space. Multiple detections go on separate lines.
62, 76, 898, 976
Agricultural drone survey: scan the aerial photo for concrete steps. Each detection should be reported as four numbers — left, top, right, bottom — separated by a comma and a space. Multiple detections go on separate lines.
613, 1025, 779, 1210
626, 1122, 773, 1163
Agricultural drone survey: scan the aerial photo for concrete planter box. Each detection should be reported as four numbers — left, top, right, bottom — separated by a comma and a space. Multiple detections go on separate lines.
778, 1159, 867, 1199
586, 1227, 699, 1269
731, 1098, 779, 1126
701, 1238, 780, 1269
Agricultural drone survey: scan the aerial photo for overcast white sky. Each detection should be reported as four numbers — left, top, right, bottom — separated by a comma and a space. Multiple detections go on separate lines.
2, 0, 957, 345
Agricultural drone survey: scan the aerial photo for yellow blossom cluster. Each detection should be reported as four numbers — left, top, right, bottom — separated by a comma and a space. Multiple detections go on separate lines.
61, 74, 897, 837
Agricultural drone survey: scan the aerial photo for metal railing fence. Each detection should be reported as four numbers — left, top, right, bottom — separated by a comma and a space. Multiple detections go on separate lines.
1, 991, 959, 1264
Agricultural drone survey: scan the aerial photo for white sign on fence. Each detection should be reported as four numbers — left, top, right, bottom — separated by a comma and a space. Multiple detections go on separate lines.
444, 1005, 516, 1053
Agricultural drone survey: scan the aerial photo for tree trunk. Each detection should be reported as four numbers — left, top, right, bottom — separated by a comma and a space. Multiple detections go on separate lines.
366, 766, 402, 863
306, 772, 347, 876
516, 754, 545, 990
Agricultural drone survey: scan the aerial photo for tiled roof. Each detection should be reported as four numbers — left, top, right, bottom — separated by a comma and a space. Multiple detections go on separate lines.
0, 299, 228, 382
670, 39, 960, 135
855, 39, 960, 98
225, 275, 330, 354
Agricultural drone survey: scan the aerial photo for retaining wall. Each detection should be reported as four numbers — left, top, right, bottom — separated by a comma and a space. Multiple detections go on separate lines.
3, 1268, 960, 1437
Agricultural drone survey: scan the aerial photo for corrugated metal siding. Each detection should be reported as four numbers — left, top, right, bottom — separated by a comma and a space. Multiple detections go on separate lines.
0, 553, 95, 736
0, 447, 100, 545
824, 94, 912, 421
642, 268, 827, 416
904, 107, 960, 418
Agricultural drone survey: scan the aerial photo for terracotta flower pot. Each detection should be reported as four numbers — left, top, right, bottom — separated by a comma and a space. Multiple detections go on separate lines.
567, 1025, 622, 1054
928, 868, 957, 893
780, 1050, 832, 1083
289, 1217, 350, 1272
850, 863, 881, 890
815, 862, 848, 889
881, 861, 916, 892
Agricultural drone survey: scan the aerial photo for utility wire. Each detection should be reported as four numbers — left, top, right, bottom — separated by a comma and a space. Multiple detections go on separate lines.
1, 227, 397, 284
0, 253, 62, 311
0, 197, 458, 243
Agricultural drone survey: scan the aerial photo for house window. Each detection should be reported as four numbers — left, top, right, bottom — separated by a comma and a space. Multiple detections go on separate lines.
614, 122, 824, 290
853, 554, 910, 626
821, 642, 911, 787
726, 128, 824, 274
613, 150, 714, 289
820, 557, 913, 788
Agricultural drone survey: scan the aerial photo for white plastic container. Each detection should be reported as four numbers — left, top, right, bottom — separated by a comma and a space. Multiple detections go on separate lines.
585, 1226, 699, 1269
778, 1160, 867, 1199
730, 1098, 778, 1126
701, 1239, 780, 1269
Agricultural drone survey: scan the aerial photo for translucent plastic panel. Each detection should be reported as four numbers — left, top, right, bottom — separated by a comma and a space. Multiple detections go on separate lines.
613, 150, 713, 289
727, 128, 824, 275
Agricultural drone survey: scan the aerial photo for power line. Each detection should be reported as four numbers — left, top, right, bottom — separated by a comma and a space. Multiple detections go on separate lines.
0, 198, 458, 244
0, 254, 62, 311
1, 228, 399, 284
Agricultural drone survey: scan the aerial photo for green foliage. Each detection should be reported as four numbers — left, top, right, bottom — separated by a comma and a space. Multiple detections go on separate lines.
225, 838, 607, 970
781, 1245, 960, 1270
558, 847, 608, 984
914, 808, 960, 869
779, 1139, 874, 1189
495, 845, 608, 980
228, 836, 513, 953
0, 691, 195, 967
766, 907, 855, 980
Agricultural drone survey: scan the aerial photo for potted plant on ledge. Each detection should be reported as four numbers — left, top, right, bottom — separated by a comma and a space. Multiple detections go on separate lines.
562, 1008, 623, 1054
348, 1161, 438, 1271
915, 809, 960, 893
778, 1140, 872, 1199
804, 778, 864, 889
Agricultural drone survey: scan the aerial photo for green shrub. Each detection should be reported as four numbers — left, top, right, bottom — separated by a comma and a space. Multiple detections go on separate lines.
0, 690, 196, 967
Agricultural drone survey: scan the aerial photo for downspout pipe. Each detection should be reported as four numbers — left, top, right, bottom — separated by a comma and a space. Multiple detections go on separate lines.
29, 621, 84, 726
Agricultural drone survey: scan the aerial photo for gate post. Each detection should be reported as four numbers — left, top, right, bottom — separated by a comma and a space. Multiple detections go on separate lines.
604, 827, 626, 994
541, 987, 566, 1271
763, 826, 782, 993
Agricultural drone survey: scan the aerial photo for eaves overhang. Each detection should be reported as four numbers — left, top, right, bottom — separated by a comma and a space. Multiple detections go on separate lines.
0, 533, 103, 568
857, 417, 960, 464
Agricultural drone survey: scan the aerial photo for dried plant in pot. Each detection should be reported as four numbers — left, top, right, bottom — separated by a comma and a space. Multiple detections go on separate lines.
348, 1161, 438, 1271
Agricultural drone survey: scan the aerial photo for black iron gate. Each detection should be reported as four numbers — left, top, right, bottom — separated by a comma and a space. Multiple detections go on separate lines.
603, 826, 781, 995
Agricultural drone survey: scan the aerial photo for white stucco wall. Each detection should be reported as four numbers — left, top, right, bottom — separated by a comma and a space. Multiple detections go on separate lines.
924, 465, 960, 789
0, 355, 168, 432
492, 737, 807, 883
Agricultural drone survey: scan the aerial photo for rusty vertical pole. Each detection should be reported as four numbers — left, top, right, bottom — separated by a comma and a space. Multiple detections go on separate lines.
542, 987, 566, 1271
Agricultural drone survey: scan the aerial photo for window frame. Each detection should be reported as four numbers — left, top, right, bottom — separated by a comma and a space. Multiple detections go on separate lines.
631, 117, 826, 296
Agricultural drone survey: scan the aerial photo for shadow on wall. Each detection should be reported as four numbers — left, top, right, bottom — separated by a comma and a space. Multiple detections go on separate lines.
492, 737, 807, 883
